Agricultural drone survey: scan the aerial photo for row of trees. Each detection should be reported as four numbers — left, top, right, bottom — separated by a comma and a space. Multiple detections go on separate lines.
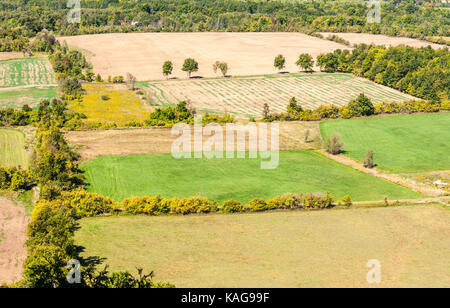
273, 54, 314, 72
162, 59, 229, 78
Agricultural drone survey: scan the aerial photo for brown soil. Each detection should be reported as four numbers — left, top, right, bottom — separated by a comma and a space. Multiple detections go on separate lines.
0, 198, 29, 285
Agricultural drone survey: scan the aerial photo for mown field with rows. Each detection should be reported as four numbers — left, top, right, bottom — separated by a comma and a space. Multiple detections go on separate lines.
0, 129, 28, 168
0, 58, 56, 88
143, 73, 416, 117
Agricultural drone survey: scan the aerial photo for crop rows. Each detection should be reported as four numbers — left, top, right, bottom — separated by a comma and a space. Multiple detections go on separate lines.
145, 73, 416, 117
0, 58, 56, 88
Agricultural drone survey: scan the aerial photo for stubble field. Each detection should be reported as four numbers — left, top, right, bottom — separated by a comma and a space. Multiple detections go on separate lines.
59, 32, 351, 80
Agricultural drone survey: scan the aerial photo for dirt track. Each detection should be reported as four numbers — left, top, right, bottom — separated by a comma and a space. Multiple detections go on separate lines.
0, 198, 29, 285
59, 32, 351, 81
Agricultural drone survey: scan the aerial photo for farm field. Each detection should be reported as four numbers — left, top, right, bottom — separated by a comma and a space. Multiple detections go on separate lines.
0, 129, 29, 168
320, 113, 450, 173
68, 83, 151, 125
143, 73, 416, 117
67, 121, 321, 160
0, 198, 29, 285
75, 204, 450, 288
0, 86, 57, 109
81, 151, 420, 203
319, 32, 447, 49
0, 58, 56, 88
59, 32, 351, 80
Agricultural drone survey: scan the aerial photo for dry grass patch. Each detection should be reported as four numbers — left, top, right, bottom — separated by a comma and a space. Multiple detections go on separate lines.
66, 121, 321, 160
75, 204, 450, 288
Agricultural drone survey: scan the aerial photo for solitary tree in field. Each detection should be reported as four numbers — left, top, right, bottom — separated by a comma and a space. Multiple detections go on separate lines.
182, 58, 199, 78
274, 54, 286, 72
162, 60, 173, 79
325, 133, 344, 155
262, 103, 270, 119
296, 53, 314, 72
213, 61, 229, 77
126, 72, 137, 90
363, 150, 375, 168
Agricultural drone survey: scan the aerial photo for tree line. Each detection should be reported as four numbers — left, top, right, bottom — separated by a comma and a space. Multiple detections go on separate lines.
0, 0, 448, 44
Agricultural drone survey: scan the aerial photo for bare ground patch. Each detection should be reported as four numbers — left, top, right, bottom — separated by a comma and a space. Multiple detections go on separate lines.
0, 198, 29, 285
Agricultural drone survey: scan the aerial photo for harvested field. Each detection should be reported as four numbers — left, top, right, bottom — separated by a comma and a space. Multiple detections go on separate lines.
68, 83, 151, 125
143, 73, 416, 117
0, 198, 29, 285
81, 151, 420, 203
75, 204, 450, 287
0, 86, 57, 109
0, 129, 29, 168
59, 32, 351, 81
320, 32, 447, 49
66, 121, 321, 160
0, 58, 56, 88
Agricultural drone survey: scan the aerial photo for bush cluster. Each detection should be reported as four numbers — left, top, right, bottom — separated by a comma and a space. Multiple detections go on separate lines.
0, 167, 34, 191
264, 94, 448, 122
123, 192, 334, 216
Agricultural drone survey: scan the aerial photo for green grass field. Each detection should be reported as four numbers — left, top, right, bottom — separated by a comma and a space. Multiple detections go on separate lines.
0, 86, 57, 109
143, 73, 416, 117
0, 129, 28, 168
0, 58, 56, 88
82, 151, 419, 203
320, 113, 450, 173
75, 204, 450, 288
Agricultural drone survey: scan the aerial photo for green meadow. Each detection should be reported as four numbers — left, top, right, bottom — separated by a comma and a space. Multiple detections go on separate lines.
82, 150, 419, 203
320, 113, 450, 173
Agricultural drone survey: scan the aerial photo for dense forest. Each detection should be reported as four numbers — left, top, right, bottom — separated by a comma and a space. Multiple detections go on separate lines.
317, 44, 449, 102
0, 0, 448, 46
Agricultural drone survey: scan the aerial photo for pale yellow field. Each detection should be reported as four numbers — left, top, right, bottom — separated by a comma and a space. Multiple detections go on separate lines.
59, 32, 351, 81
320, 33, 447, 49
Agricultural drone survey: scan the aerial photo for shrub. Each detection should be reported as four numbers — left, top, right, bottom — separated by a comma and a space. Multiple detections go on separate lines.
222, 199, 246, 213
325, 133, 344, 155
122, 195, 169, 216
304, 192, 333, 209
348, 93, 375, 116
38, 190, 118, 218
266, 193, 303, 210
166, 196, 218, 215
363, 150, 375, 168
342, 195, 352, 207
249, 198, 268, 212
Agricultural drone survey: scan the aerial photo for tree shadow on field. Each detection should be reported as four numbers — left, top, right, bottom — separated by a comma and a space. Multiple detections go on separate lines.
278, 71, 290, 75
75, 245, 106, 267
189, 75, 204, 79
